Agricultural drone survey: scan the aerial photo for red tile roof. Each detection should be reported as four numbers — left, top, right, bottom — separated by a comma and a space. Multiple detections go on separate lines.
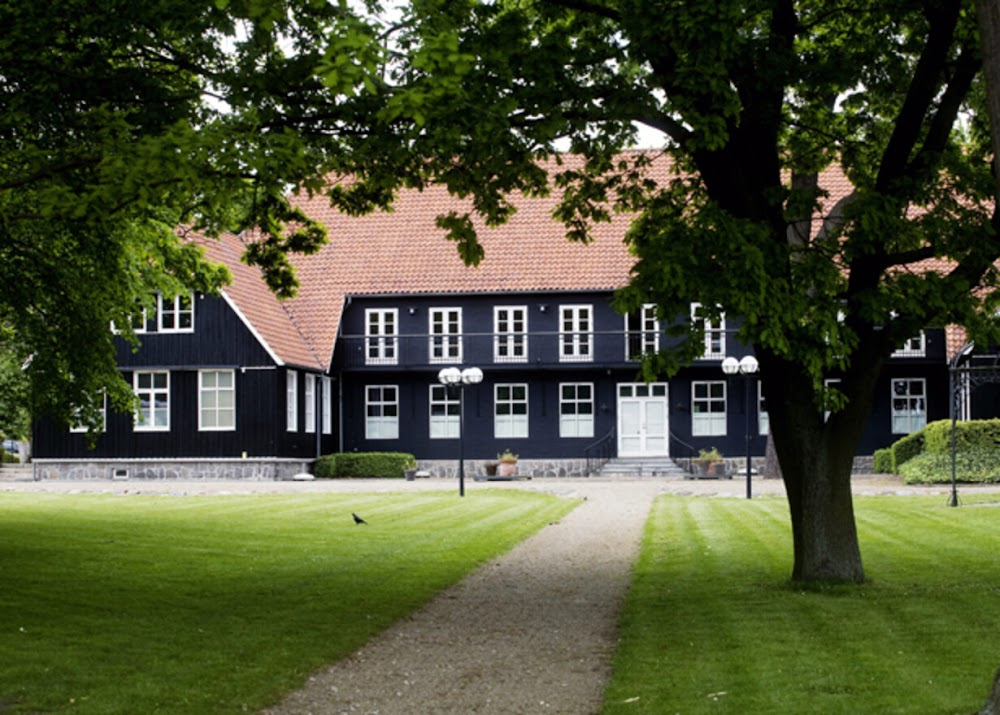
193, 230, 324, 370
194, 154, 979, 368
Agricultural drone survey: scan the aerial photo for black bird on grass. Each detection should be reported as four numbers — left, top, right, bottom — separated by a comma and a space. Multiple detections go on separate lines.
352, 512, 368, 525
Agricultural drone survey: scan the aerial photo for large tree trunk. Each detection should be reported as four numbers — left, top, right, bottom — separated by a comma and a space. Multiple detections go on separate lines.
758, 349, 885, 583
778, 431, 864, 583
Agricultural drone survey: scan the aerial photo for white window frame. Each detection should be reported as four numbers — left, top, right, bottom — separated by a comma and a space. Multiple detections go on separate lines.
494, 306, 528, 363
286, 370, 298, 432
70, 394, 107, 433
429, 308, 463, 363
134, 370, 170, 431
625, 304, 659, 360
559, 383, 594, 438
757, 382, 769, 436
321, 376, 333, 435
158, 293, 195, 333
365, 308, 398, 365
304, 374, 316, 434
429, 384, 461, 438
692, 380, 727, 436
495, 383, 529, 438
366, 385, 399, 439
559, 305, 593, 362
893, 332, 927, 358
691, 303, 725, 359
199, 369, 236, 431
892, 378, 927, 434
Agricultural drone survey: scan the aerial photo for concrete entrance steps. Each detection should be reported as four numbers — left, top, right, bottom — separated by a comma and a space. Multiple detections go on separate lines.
596, 457, 687, 478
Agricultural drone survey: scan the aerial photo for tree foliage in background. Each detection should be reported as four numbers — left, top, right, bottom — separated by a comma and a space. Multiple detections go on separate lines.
325, 0, 1000, 582
0, 0, 371, 431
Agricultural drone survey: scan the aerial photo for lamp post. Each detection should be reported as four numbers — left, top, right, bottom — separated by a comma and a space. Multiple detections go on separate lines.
437, 366, 483, 497
722, 355, 759, 500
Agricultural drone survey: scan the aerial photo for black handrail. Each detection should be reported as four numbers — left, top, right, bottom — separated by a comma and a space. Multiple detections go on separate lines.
583, 427, 616, 475
669, 430, 698, 474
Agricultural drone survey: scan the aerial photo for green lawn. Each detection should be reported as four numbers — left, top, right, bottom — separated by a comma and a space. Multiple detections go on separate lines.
0, 489, 575, 714
602, 493, 1000, 714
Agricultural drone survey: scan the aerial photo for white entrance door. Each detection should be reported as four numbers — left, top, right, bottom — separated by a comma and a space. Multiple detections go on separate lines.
617, 383, 669, 457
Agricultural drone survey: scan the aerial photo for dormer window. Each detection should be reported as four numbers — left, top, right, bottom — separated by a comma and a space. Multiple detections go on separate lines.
158, 293, 194, 333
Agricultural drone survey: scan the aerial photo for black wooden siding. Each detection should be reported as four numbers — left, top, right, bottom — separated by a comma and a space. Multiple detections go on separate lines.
33, 294, 336, 459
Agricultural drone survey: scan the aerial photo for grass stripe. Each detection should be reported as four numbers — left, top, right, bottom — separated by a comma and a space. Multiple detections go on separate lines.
0, 489, 575, 714
604, 494, 1000, 714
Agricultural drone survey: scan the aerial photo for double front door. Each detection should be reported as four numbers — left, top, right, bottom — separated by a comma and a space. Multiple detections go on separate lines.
617, 383, 669, 457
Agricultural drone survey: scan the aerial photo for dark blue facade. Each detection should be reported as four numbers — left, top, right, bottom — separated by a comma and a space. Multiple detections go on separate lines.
32, 287, 954, 467
333, 292, 951, 463
33, 293, 335, 460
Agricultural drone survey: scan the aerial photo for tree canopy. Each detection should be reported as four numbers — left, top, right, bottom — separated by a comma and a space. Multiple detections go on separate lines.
323, 0, 1000, 582
0, 0, 363, 429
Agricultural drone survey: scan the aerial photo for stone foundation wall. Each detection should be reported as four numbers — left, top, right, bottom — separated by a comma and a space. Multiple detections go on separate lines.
418, 458, 590, 479
31, 459, 313, 481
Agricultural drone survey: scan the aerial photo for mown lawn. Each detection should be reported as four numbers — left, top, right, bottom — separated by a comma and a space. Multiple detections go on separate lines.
0, 489, 575, 714
603, 492, 1000, 714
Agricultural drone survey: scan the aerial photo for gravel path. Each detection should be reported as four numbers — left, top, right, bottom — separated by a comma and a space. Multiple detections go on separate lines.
263, 479, 663, 715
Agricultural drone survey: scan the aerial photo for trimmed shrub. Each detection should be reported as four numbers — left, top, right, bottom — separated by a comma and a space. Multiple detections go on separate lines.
872, 448, 894, 474
890, 430, 924, 472
314, 452, 417, 479
899, 448, 1000, 484
922, 418, 1000, 455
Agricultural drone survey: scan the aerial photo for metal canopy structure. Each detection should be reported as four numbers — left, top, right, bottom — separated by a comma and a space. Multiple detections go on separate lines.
948, 345, 1000, 507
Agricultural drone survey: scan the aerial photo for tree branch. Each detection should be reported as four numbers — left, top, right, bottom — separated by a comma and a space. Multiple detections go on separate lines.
876, 1, 963, 194
539, 0, 621, 22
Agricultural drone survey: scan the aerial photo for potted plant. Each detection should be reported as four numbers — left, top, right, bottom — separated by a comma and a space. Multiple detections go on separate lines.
694, 447, 724, 477
497, 449, 519, 477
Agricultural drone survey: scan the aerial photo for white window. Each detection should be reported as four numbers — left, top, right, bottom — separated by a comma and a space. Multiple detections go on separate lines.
495, 383, 528, 438
560, 383, 594, 438
560, 305, 593, 362
625, 304, 659, 360
199, 370, 235, 431
893, 332, 927, 358
304, 374, 316, 434
429, 385, 461, 438
134, 371, 170, 431
366, 385, 399, 439
111, 306, 149, 335
286, 370, 298, 432
366, 309, 398, 365
70, 394, 107, 433
429, 308, 462, 363
494, 306, 528, 363
322, 376, 333, 435
692, 303, 725, 359
692, 380, 726, 436
757, 382, 769, 436
158, 293, 194, 333
892, 378, 926, 434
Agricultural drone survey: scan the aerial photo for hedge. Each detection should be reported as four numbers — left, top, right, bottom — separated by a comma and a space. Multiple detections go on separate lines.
899, 448, 1000, 484
890, 430, 924, 472
872, 448, 894, 474
922, 418, 1000, 455
314, 452, 417, 479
